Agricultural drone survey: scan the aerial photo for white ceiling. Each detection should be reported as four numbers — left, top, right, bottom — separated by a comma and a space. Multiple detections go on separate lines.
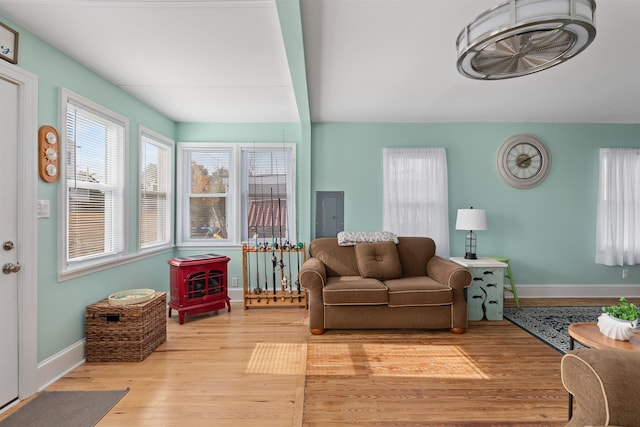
1, 0, 639, 124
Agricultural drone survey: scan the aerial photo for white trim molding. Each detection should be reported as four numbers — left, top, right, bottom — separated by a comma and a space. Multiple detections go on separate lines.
37, 340, 85, 391
505, 284, 640, 299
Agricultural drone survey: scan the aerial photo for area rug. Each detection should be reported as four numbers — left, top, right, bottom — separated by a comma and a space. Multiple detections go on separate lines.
0, 389, 129, 427
504, 306, 602, 354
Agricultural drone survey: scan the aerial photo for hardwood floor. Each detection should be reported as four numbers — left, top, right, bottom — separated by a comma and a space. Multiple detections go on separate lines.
2, 304, 309, 427
305, 324, 566, 426
0, 298, 632, 426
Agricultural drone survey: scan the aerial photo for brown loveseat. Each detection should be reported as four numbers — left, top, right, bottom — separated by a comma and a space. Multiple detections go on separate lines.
299, 237, 472, 335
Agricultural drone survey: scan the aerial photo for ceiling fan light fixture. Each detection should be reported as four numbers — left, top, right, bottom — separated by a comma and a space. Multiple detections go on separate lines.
456, 0, 596, 80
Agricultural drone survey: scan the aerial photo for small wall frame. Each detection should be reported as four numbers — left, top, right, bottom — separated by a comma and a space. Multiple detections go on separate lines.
0, 21, 18, 64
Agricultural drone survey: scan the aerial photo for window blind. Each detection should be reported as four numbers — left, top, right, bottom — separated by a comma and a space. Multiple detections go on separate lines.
242, 147, 291, 242
140, 133, 171, 248
65, 101, 125, 262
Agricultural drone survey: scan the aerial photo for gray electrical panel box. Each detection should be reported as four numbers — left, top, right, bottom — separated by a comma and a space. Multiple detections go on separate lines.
315, 191, 344, 238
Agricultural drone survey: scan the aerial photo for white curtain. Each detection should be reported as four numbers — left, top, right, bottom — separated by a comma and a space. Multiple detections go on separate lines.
383, 147, 449, 257
595, 148, 640, 266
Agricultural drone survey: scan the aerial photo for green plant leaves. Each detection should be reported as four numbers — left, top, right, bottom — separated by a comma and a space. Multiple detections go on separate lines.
601, 297, 639, 321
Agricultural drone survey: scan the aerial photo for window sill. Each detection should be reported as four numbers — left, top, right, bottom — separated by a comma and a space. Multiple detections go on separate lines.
58, 247, 174, 282
176, 242, 242, 251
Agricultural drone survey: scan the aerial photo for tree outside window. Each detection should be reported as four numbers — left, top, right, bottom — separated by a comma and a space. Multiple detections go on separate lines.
188, 151, 230, 240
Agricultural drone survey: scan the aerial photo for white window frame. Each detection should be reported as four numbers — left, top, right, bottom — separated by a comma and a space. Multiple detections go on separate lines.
177, 142, 296, 247
58, 88, 129, 279
177, 143, 235, 246
138, 126, 174, 253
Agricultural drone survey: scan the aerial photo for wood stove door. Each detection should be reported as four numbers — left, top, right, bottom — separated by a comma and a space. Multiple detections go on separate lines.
186, 269, 223, 301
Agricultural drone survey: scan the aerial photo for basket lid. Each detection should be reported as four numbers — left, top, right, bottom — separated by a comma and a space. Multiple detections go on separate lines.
107, 288, 156, 306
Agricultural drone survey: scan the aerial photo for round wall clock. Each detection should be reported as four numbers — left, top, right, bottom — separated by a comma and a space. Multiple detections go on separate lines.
497, 134, 551, 189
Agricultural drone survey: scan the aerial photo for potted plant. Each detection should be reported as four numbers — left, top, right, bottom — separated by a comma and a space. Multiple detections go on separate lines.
598, 297, 639, 341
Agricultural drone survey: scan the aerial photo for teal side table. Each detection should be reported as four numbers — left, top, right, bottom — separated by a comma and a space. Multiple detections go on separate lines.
450, 257, 508, 321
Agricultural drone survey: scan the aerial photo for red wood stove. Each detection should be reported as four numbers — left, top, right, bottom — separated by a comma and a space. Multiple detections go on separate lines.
168, 254, 231, 324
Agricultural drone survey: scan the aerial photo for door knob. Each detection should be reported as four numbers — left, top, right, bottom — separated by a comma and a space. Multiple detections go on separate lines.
2, 241, 14, 251
2, 263, 21, 274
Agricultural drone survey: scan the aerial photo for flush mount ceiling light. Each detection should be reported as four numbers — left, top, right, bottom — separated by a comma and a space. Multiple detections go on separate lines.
456, 0, 596, 80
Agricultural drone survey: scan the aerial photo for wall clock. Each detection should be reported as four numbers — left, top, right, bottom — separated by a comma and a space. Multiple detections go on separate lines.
38, 125, 59, 183
497, 134, 551, 189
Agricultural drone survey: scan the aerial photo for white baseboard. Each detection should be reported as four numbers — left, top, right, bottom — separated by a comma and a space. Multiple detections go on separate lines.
37, 339, 85, 391
228, 287, 243, 302
505, 283, 640, 299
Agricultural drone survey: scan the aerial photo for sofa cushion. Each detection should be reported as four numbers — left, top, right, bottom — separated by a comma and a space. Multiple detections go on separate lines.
323, 276, 389, 305
309, 238, 360, 277
395, 237, 436, 277
354, 241, 402, 280
385, 276, 453, 307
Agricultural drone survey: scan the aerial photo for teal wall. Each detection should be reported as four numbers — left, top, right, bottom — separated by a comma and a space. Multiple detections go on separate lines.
4, 13, 640, 365
311, 123, 640, 286
6, 18, 176, 361
5, 17, 312, 363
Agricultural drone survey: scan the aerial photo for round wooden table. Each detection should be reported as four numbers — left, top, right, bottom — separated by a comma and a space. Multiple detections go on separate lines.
568, 322, 640, 351
566, 322, 640, 420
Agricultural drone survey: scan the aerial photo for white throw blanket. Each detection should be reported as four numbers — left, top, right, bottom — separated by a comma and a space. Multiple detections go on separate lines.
337, 231, 399, 246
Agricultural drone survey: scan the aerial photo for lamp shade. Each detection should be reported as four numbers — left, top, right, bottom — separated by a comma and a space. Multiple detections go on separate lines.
455, 209, 487, 231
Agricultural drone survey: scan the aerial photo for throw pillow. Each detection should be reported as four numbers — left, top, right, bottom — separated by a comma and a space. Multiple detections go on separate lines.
354, 241, 402, 280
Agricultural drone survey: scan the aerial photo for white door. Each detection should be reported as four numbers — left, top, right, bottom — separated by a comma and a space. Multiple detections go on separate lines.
0, 76, 20, 409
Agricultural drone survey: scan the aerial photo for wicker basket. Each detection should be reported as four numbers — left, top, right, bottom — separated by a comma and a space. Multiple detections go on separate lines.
85, 292, 167, 362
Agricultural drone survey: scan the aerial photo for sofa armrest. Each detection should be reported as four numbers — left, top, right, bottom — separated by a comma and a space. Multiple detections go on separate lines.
299, 257, 328, 333
299, 257, 327, 292
426, 256, 472, 289
562, 348, 640, 427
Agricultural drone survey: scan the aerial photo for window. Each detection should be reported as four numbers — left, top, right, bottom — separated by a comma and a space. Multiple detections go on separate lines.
383, 147, 449, 257
241, 146, 294, 244
60, 88, 128, 274
595, 148, 640, 266
179, 146, 233, 243
177, 143, 295, 246
139, 127, 174, 251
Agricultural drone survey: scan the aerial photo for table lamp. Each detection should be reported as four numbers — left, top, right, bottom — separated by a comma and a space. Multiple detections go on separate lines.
455, 207, 487, 259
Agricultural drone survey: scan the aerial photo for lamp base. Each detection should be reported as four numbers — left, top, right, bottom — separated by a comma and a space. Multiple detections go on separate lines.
464, 253, 477, 260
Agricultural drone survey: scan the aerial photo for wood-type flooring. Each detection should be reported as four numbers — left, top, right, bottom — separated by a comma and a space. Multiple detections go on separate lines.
1, 297, 633, 426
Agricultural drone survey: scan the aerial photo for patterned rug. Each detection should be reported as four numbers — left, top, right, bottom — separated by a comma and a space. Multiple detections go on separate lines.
503, 306, 602, 354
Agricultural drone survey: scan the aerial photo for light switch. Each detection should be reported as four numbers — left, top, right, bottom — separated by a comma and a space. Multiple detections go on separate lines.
37, 200, 50, 218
